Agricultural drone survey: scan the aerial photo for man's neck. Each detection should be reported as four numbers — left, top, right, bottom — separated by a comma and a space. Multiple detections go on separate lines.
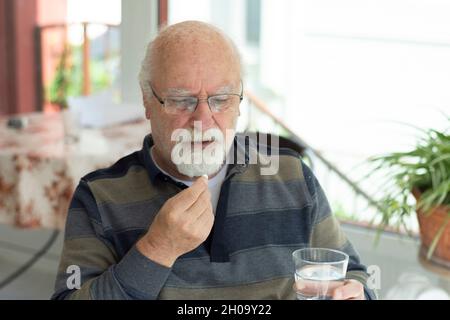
150, 146, 222, 181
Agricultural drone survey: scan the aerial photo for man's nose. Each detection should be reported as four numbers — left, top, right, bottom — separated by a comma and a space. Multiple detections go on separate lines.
191, 99, 215, 129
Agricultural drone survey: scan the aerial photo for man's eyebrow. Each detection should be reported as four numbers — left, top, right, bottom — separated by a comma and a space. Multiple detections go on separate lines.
166, 88, 192, 96
213, 85, 235, 94
165, 85, 236, 96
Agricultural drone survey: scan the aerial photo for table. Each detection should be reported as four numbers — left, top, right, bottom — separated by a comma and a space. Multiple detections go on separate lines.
0, 112, 149, 229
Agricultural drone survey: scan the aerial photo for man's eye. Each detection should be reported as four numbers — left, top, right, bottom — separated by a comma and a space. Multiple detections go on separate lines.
211, 96, 231, 106
169, 98, 196, 108
213, 95, 230, 102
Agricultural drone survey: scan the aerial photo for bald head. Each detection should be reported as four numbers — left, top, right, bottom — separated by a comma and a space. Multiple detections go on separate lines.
139, 21, 242, 103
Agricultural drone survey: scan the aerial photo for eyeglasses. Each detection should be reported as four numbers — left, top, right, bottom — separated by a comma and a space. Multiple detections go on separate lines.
149, 81, 243, 115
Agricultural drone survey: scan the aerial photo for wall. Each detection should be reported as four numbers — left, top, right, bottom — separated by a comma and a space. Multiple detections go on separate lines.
120, 0, 158, 106
0, 0, 67, 116
0, 0, 38, 116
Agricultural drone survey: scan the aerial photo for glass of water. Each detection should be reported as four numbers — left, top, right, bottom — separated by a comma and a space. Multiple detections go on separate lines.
292, 248, 349, 300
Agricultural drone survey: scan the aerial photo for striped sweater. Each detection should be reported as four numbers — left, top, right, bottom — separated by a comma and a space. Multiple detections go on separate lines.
52, 134, 377, 300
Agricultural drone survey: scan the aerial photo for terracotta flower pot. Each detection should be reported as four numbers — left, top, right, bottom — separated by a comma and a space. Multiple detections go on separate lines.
413, 188, 450, 269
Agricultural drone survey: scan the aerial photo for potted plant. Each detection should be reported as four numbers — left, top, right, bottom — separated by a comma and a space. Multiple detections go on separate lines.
48, 45, 72, 111
47, 46, 82, 142
368, 118, 450, 269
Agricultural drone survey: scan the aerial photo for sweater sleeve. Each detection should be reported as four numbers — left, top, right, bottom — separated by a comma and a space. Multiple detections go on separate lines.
302, 162, 378, 300
51, 179, 171, 300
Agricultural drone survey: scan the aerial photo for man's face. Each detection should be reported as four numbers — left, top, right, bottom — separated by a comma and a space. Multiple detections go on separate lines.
145, 38, 241, 178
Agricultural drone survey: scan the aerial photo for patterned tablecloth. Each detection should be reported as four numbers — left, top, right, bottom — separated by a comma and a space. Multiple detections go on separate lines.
0, 112, 149, 229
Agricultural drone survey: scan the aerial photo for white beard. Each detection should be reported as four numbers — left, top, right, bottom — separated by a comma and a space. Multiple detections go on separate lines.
176, 152, 224, 178
171, 127, 234, 178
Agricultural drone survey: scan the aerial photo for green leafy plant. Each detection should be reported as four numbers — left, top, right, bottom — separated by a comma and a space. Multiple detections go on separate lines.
368, 116, 450, 258
48, 45, 73, 109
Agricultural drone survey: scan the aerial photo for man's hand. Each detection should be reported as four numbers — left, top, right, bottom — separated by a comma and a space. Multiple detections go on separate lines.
137, 175, 213, 267
293, 278, 365, 300
330, 279, 365, 300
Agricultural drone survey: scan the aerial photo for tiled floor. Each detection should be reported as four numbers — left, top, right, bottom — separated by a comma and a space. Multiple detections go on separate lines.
0, 225, 63, 300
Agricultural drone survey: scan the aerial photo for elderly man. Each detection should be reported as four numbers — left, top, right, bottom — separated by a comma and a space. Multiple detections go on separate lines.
52, 21, 376, 300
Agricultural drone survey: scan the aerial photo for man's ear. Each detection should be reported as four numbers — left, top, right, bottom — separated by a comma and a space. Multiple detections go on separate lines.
144, 105, 151, 120
141, 89, 152, 120
143, 99, 152, 120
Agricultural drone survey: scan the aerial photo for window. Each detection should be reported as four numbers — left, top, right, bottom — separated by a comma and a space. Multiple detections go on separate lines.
39, 0, 121, 111
167, 0, 450, 233
246, 0, 261, 45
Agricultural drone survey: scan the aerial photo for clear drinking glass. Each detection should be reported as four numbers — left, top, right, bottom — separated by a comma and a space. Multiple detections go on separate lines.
292, 248, 349, 300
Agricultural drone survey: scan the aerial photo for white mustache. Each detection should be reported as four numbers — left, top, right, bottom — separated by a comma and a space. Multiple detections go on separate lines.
177, 128, 224, 144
